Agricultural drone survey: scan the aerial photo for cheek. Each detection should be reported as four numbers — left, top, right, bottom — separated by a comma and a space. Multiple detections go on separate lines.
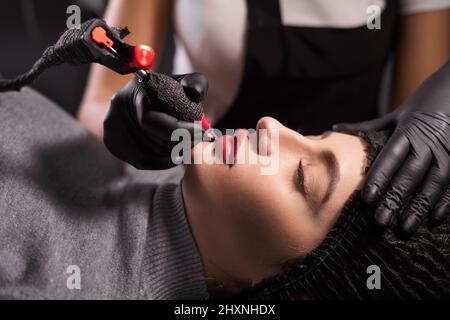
234, 164, 330, 259
222, 170, 318, 262
185, 159, 324, 265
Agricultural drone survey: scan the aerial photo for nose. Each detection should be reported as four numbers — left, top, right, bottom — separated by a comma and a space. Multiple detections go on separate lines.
256, 117, 281, 132
254, 117, 280, 156
256, 116, 316, 152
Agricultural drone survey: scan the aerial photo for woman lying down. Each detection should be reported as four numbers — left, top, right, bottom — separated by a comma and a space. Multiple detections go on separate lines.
0, 84, 449, 300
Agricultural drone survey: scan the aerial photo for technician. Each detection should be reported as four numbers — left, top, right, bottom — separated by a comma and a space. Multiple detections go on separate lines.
79, 0, 450, 234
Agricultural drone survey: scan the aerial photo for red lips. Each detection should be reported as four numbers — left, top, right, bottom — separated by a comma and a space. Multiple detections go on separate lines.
218, 129, 247, 165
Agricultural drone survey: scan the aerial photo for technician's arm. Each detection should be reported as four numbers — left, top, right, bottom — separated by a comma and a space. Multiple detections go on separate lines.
78, 0, 172, 138
391, 9, 450, 109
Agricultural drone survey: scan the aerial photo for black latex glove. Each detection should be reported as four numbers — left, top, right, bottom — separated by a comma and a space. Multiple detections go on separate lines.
333, 61, 450, 236
103, 72, 208, 170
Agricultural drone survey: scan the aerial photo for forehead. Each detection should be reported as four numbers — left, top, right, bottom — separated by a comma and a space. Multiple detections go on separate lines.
319, 132, 366, 211
321, 132, 365, 156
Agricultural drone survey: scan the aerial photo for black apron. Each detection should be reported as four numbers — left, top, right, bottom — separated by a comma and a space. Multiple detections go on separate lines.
217, 0, 398, 135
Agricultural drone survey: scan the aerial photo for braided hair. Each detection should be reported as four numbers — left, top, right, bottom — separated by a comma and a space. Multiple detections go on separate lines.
237, 131, 450, 299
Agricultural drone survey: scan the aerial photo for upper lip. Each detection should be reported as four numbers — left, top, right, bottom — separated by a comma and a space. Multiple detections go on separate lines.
216, 129, 248, 167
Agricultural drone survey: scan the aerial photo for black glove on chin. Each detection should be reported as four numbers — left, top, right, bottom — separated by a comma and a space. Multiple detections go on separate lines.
103, 72, 209, 170
333, 61, 450, 236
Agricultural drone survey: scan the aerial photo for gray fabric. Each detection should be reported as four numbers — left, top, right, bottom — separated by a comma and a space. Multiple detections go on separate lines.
0, 88, 209, 300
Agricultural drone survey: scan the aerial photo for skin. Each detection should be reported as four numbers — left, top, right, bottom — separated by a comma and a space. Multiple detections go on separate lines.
391, 10, 450, 110
182, 117, 368, 295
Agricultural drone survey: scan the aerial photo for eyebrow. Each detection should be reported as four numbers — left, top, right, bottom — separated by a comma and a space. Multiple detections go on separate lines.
319, 150, 340, 205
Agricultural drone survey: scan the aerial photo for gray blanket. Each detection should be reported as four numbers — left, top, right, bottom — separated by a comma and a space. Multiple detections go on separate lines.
0, 88, 208, 300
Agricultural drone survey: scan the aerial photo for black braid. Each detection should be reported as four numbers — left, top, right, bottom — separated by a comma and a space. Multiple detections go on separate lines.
235, 131, 450, 300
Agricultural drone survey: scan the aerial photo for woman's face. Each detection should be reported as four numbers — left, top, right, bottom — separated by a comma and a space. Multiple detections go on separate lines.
182, 117, 368, 289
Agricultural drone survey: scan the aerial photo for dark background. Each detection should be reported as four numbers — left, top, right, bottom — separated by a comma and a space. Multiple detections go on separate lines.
0, 0, 174, 116
0, 0, 389, 118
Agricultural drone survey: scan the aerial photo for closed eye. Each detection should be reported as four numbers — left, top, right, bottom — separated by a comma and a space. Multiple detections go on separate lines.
295, 159, 319, 212
296, 160, 305, 192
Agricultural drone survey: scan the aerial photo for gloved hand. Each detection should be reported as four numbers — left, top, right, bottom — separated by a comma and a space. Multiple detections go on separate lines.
333, 61, 450, 236
103, 72, 209, 170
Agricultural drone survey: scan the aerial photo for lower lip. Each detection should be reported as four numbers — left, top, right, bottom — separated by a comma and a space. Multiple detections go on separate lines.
219, 129, 247, 165
233, 129, 247, 159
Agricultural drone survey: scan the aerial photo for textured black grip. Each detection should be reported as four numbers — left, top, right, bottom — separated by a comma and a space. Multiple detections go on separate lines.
141, 72, 203, 121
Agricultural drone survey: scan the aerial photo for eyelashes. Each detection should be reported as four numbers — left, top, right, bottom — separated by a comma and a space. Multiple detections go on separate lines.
296, 159, 305, 191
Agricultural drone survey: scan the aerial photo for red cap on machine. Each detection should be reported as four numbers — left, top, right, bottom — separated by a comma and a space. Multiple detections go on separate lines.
133, 45, 155, 70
